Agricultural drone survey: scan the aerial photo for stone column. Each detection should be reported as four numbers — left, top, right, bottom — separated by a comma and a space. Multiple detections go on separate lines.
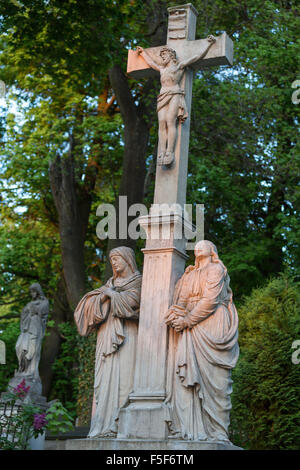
153, 4, 197, 207
118, 209, 193, 440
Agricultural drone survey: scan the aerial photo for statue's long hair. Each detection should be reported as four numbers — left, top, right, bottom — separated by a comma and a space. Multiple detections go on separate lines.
194, 240, 232, 296
160, 46, 177, 63
198, 240, 227, 273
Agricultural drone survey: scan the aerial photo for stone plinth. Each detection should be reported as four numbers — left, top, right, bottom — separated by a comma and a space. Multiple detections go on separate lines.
117, 211, 194, 440
63, 438, 242, 451
3, 373, 47, 407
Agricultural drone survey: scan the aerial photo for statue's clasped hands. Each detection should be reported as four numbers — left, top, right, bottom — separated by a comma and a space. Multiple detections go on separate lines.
165, 305, 188, 332
99, 286, 115, 302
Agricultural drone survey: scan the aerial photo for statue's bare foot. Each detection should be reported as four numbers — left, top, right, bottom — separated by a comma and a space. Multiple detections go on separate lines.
99, 431, 117, 438
168, 431, 182, 439
163, 152, 174, 166
157, 152, 165, 166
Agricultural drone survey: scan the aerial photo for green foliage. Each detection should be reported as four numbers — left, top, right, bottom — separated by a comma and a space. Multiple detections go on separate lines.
45, 400, 74, 436
76, 332, 96, 426
48, 323, 79, 418
0, 436, 24, 450
187, 0, 300, 298
0, 390, 73, 449
230, 274, 300, 449
0, 320, 19, 392
0, 0, 299, 445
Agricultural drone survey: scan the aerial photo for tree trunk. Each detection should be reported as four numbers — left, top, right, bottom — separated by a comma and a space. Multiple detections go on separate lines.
49, 135, 94, 309
39, 276, 72, 398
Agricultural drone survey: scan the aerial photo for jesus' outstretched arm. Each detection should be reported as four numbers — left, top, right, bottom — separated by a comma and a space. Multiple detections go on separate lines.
136, 46, 161, 72
179, 35, 216, 69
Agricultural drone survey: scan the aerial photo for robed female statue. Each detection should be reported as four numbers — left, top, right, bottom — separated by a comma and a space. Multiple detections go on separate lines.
165, 240, 239, 442
15, 283, 49, 378
74, 247, 142, 438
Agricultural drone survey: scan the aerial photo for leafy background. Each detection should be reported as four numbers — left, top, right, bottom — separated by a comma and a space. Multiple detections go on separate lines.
0, 0, 299, 449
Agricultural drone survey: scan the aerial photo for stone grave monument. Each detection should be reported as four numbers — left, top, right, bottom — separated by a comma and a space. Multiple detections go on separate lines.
67, 3, 240, 451
2, 283, 49, 406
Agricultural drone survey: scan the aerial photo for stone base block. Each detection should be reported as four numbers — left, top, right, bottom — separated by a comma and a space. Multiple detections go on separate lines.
117, 402, 168, 440
3, 373, 47, 407
63, 438, 242, 451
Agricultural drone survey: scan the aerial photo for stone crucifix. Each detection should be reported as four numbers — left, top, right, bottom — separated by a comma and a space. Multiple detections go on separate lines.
127, 3, 233, 206
117, 4, 234, 442
136, 35, 216, 167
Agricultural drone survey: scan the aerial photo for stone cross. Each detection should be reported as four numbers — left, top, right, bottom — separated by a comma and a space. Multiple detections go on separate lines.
127, 3, 233, 207
118, 4, 233, 441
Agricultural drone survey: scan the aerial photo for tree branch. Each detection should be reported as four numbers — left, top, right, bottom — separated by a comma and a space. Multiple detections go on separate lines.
108, 64, 137, 125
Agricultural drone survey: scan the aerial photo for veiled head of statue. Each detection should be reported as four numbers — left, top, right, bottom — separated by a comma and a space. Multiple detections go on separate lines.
29, 282, 44, 299
109, 246, 139, 278
194, 240, 219, 262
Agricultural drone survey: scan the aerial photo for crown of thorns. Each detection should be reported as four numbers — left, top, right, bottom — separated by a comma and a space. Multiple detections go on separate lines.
160, 46, 177, 59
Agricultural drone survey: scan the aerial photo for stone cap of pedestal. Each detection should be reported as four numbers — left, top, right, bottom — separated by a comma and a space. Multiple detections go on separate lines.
128, 392, 166, 405
139, 211, 196, 252
139, 209, 195, 233
167, 3, 198, 43
167, 3, 199, 17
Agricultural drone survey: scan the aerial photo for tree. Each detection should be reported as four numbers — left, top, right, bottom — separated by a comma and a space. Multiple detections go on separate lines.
230, 274, 300, 449
0, 0, 299, 429
186, 0, 300, 297
0, 0, 136, 398
0, 0, 168, 403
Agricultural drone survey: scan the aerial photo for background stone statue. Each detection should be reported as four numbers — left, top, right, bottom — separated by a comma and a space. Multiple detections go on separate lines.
165, 240, 239, 442
4, 283, 49, 403
74, 247, 142, 438
137, 35, 216, 166
15, 283, 49, 378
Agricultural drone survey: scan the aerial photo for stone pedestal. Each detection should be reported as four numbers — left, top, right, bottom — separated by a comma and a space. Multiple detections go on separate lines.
117, 210, 194, 440
63, 437, 242, 451
4, 372, 47, 407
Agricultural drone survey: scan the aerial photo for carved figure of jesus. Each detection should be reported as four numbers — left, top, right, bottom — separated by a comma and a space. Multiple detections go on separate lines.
137, 35, 216, 166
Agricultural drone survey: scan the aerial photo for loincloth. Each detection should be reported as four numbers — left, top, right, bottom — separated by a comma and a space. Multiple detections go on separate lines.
157, 90, 188, 123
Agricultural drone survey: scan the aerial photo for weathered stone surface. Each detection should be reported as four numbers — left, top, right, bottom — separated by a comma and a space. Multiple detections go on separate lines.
117, 212, 191, 440
3, 283, 49, 405
62, 438, 242, 451
0, 340, 5, 364
15, 283, 49, 378
136, 34, 216, 167
74, 247, 142, 439
127, 33, 233, 78
165, 240, 239, 441
128, 3, 233, 205
45, 440, 67, 450
116, 4, 237, 445
70, 3, 238, 449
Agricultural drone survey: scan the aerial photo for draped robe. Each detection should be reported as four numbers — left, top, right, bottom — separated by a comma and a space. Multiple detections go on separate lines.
74, 272, 142, 438
165, 261, 239, 441
15, 297, 49, 377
